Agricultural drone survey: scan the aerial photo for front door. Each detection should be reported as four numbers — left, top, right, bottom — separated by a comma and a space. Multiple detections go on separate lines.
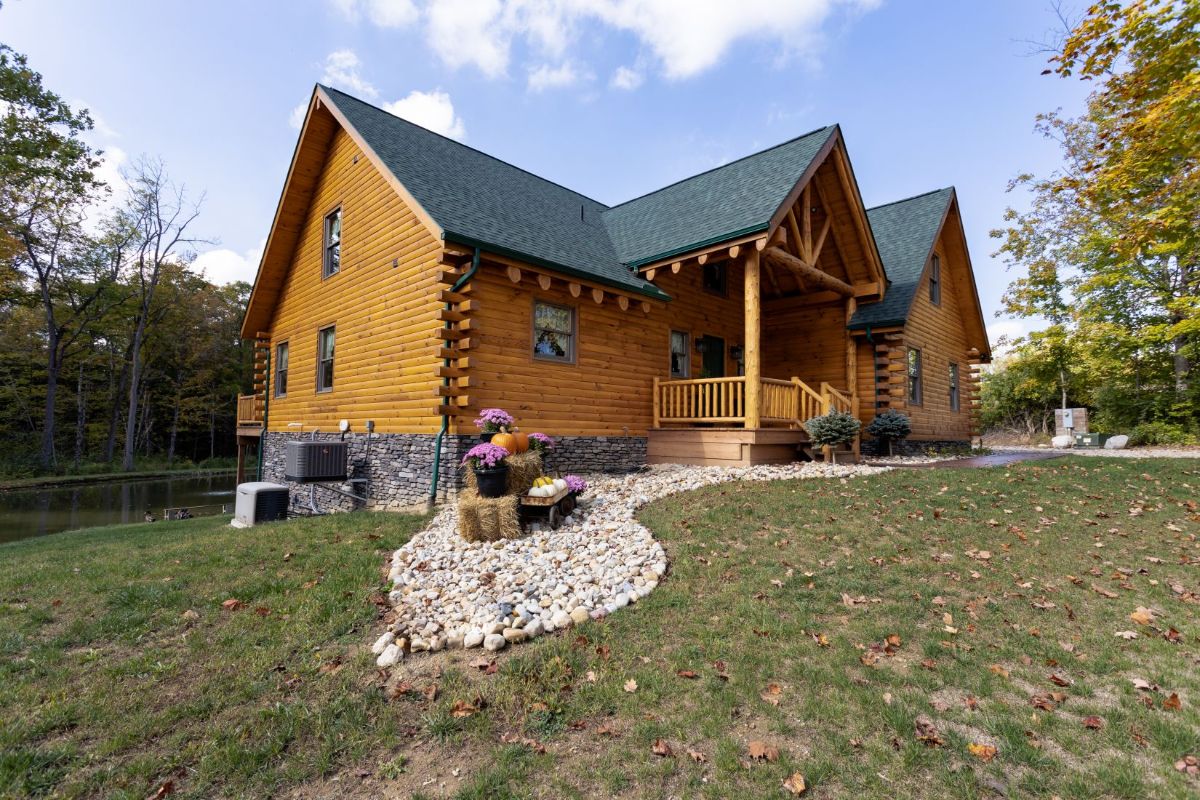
700, 335, 725, 378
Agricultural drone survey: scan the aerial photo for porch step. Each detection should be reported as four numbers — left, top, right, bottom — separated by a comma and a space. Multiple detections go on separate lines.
647, 427, 809, 467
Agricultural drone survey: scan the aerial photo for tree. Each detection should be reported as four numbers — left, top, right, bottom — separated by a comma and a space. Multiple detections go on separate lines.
0, 46, 109, 469
804, 411, 861, 463
866, 409, 912, 456
115, 157, 205, 471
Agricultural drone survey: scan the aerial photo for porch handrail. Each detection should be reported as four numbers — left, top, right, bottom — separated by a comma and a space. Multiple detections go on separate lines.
820, 383, 853, 415
237, 393, 263, 426
653, 376, 746, 426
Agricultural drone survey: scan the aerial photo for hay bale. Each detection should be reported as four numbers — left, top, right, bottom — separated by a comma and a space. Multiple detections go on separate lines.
457, 490, 520, 542
462, 450, 542, 496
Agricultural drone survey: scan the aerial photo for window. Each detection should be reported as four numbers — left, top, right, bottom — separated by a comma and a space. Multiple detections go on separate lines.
316, 326, 335, 391
907, 347, 923, 405
274, 342, 289, 398
533, 301, 575, 363
929, 254, 941, 305
702, 261, 727, 295
323, 207, 341, 278
669, 330, 690, 378
949, 362, 960, 411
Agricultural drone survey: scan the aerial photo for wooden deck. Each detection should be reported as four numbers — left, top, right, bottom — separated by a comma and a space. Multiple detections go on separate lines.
647, 427, 811, 467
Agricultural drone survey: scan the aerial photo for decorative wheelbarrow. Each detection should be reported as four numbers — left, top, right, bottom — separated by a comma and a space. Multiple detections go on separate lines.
518, 485, 579, 531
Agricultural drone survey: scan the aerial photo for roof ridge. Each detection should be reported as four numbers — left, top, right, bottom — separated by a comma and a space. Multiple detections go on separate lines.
320, 84, 612, 209
867, 186, 954, 212
602, 125, 837, 213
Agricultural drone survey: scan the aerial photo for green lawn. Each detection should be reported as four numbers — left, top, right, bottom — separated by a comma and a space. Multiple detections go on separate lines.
3, 458, 1200, 799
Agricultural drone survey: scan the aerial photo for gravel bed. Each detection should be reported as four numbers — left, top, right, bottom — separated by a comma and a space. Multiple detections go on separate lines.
862, 453, 975, 466
993, 445, 1200, 460
372, 461, 888, 664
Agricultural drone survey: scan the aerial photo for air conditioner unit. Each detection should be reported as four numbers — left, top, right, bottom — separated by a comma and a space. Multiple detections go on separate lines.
234, 482, 289, 526
285, 440, 348, 482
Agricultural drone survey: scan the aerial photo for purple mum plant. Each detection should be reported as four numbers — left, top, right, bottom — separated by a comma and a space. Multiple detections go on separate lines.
461, 443, 510, 470
474, 407, 514, 433
564, 474, 587, 495
527, 432, 556, 452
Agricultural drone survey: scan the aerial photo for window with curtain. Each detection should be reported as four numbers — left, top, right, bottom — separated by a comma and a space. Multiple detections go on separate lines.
274, 342, 288, 397
317, 326, 335, 391
533, 301, 575, 362
323, 207, 341, 278
669, 330, 689, 378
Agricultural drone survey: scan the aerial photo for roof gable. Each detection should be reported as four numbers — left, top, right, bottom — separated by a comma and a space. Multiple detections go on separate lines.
601, 127, 837, 267
849, 187, 954, 329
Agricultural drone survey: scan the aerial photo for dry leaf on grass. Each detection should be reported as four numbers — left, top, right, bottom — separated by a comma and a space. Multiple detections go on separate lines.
1130, 607, 1156, 625
915, 716, 943, 747
1114, 630, 1138, 640
1163, 693, 1183, 712
761, 683, 783, 706
748, 740, 780, 761
450, 700, 478, 718
686, 748, 706, 763
1175, 755, 1199, 776
676, 669, 698, 679
989, 664, 1010, 679
623, 679, 638, 693
221, 598, 243, 611
1082, 715, 1105, 729
651, 739, 673, 757
782, 772, 807, 795
967, 743, 997, 762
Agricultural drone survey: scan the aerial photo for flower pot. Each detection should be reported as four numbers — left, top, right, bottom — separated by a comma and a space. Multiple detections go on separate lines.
479, 432, 495, 443
474, 464, 509, 498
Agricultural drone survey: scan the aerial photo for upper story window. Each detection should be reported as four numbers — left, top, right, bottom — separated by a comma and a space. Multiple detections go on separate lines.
323, 207, 341, 278
949, 362, 960, 411
929, 254, 941, 305
317, 325, 335, 392
669, 330, 690, 378
907, 347, 923, 406
702, 261, 727, 296
274, 342, 289, 398
533, 301, 575, 363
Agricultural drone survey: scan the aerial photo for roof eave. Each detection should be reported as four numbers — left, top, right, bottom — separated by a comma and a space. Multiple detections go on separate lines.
625, 224, 770, 270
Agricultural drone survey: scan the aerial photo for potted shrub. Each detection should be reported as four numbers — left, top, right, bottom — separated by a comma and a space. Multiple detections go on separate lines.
804, 410, 862, 464
474, 408, 514, 443
461, 442, 511, 497
527, 432, 556, 454
866, 409, 912, 457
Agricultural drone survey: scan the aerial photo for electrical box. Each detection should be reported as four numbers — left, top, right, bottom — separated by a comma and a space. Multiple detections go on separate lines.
234, 482, 289, 526
284, 440, 348, 483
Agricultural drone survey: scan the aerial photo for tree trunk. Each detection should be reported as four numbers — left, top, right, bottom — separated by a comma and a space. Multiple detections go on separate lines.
40, 335, 60, 471
121, 318, 148, 471
105, 353, 129, 465
73, 361, 86, 469
167, 394, 180, 466
209, 409, 216, 460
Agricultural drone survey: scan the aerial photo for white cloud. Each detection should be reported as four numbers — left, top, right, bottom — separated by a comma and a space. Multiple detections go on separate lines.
320, 49, 379, 98
331, 0, 420, 27
527, 62, 579, 92
193, 239, 266, 286
426, 0, 510, 78
610, 65, 643, 90
382, 90, 467, 139
986, 317, 1036, 355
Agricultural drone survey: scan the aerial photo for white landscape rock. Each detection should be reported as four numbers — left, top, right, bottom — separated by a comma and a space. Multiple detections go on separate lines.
1051, 435, 1073, 448
1104, 434, 1129, 450
371, 631, 395, 655
375, 461, 886, 658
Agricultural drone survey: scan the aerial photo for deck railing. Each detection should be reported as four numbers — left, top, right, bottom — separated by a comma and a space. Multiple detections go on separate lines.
653, 376, 855, 429
237, 393, 264, 426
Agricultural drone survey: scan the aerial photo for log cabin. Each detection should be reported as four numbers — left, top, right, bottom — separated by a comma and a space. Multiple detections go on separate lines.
236, 85, 991, 509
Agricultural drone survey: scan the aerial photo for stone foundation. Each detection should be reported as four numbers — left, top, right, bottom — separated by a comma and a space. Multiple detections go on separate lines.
861, 437, 972, 458
260, 431, 646, 514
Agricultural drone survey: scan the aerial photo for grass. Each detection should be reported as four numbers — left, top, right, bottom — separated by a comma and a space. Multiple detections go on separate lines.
2, 457, 1199, 798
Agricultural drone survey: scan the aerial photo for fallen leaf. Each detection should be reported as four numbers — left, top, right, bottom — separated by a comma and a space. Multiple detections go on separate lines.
967, 743, 997, 762
1163, 693, 1182, 712
713, 660, 730, 681
914, 716, 943, 747
1114, 630, 1138, 640
989, 664, 1010, 679
1130, 607, 1155, 626
1091, 584, 1119, 599
782, 772, 807, 795
149, 780, 176, 799
181, 609, 199, 621
422, 684, 439, 702
221, 598, 244, 611
651, 739, 673, 757
1131, 677, 1156, 691
686, 748, 707, 763
596, 723, 619, 737
812, 632, 830, 647
1082, 715, 1105, 730
1048, 673, 1072, 687
450, 700, 478, 718
254, 606, 271, 617
623, 679, 638, 693
1175, 754, 1199, 776
748, 740, 780, 761
760, 683, 783, 706
676, 669, 698, 679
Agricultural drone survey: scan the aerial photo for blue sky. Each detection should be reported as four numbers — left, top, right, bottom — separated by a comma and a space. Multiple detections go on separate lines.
2, 0, 1090, 345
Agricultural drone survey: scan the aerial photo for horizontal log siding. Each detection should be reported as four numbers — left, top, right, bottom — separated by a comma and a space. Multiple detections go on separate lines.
761, 299, 850, 388
899, 226, 975, 441
461, 257, 747, 437
265, 127, 442, 434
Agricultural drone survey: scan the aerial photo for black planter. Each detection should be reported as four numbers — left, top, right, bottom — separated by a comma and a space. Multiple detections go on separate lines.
474, 464, 509, 498
479, 432, 496, 443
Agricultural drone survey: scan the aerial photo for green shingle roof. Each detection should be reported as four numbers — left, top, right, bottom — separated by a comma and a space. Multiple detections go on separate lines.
849, 187, 954, 329
601, 126, 837, 266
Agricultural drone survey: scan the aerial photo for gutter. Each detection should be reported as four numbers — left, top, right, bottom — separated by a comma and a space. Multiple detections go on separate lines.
625, 224, 770, 270
429, 247, 480, 506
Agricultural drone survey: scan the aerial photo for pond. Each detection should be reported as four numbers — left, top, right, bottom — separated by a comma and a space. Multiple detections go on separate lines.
0, 472, 238, 544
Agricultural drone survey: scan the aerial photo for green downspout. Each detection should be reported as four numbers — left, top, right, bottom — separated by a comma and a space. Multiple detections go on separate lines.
865, 327, 878, 416
256, 349, 270, 482
429, 247, 480, 506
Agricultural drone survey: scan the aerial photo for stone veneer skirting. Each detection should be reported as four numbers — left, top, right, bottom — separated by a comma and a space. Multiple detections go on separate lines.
860, 437, 972, 457
260, 431, 647, 513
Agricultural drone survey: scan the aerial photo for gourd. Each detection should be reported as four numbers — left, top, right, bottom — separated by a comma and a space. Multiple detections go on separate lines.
510, 432, 530, 453
491, 432, 516, 453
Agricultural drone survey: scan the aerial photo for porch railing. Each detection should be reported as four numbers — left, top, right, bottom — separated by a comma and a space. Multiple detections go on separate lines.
653, 376, 855, 429
237, 393, 263, 426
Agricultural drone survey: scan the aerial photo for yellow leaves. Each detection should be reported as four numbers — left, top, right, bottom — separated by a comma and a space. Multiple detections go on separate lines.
967, 743, 998, 762
1129, 606, 1156, 625
989, 664, 1011, 679
747, 740, 779, 761
782, 772, 808, 795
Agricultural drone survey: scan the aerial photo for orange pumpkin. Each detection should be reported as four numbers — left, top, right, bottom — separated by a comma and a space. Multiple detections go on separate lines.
491, 432, 517, 453
510, 432, 530, 453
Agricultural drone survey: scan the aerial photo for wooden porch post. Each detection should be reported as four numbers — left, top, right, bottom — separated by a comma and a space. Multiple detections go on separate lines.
744, 249, 762, 428
846, 297, 860, 458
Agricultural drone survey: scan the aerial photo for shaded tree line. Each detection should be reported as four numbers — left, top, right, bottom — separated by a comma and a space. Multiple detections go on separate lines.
1, 45, 252, 475
987, 0, 1199, 444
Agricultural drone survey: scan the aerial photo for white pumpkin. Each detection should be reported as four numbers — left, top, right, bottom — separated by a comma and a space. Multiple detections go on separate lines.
553, 478, 567, 492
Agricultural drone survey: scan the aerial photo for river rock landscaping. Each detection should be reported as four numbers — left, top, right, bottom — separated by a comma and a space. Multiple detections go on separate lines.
375, 461, 886, 663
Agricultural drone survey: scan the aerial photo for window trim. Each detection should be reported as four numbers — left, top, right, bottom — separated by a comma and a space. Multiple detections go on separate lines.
274, 341, 289, 399
949, 362, 960, 412
669, 329, 690, 379
929, 254, 941, 306
531, 299, 576, 365
322, 206, 342, 279
316, 325, 335, 393
701, 260, 728, 297
907, 347, 923, 406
